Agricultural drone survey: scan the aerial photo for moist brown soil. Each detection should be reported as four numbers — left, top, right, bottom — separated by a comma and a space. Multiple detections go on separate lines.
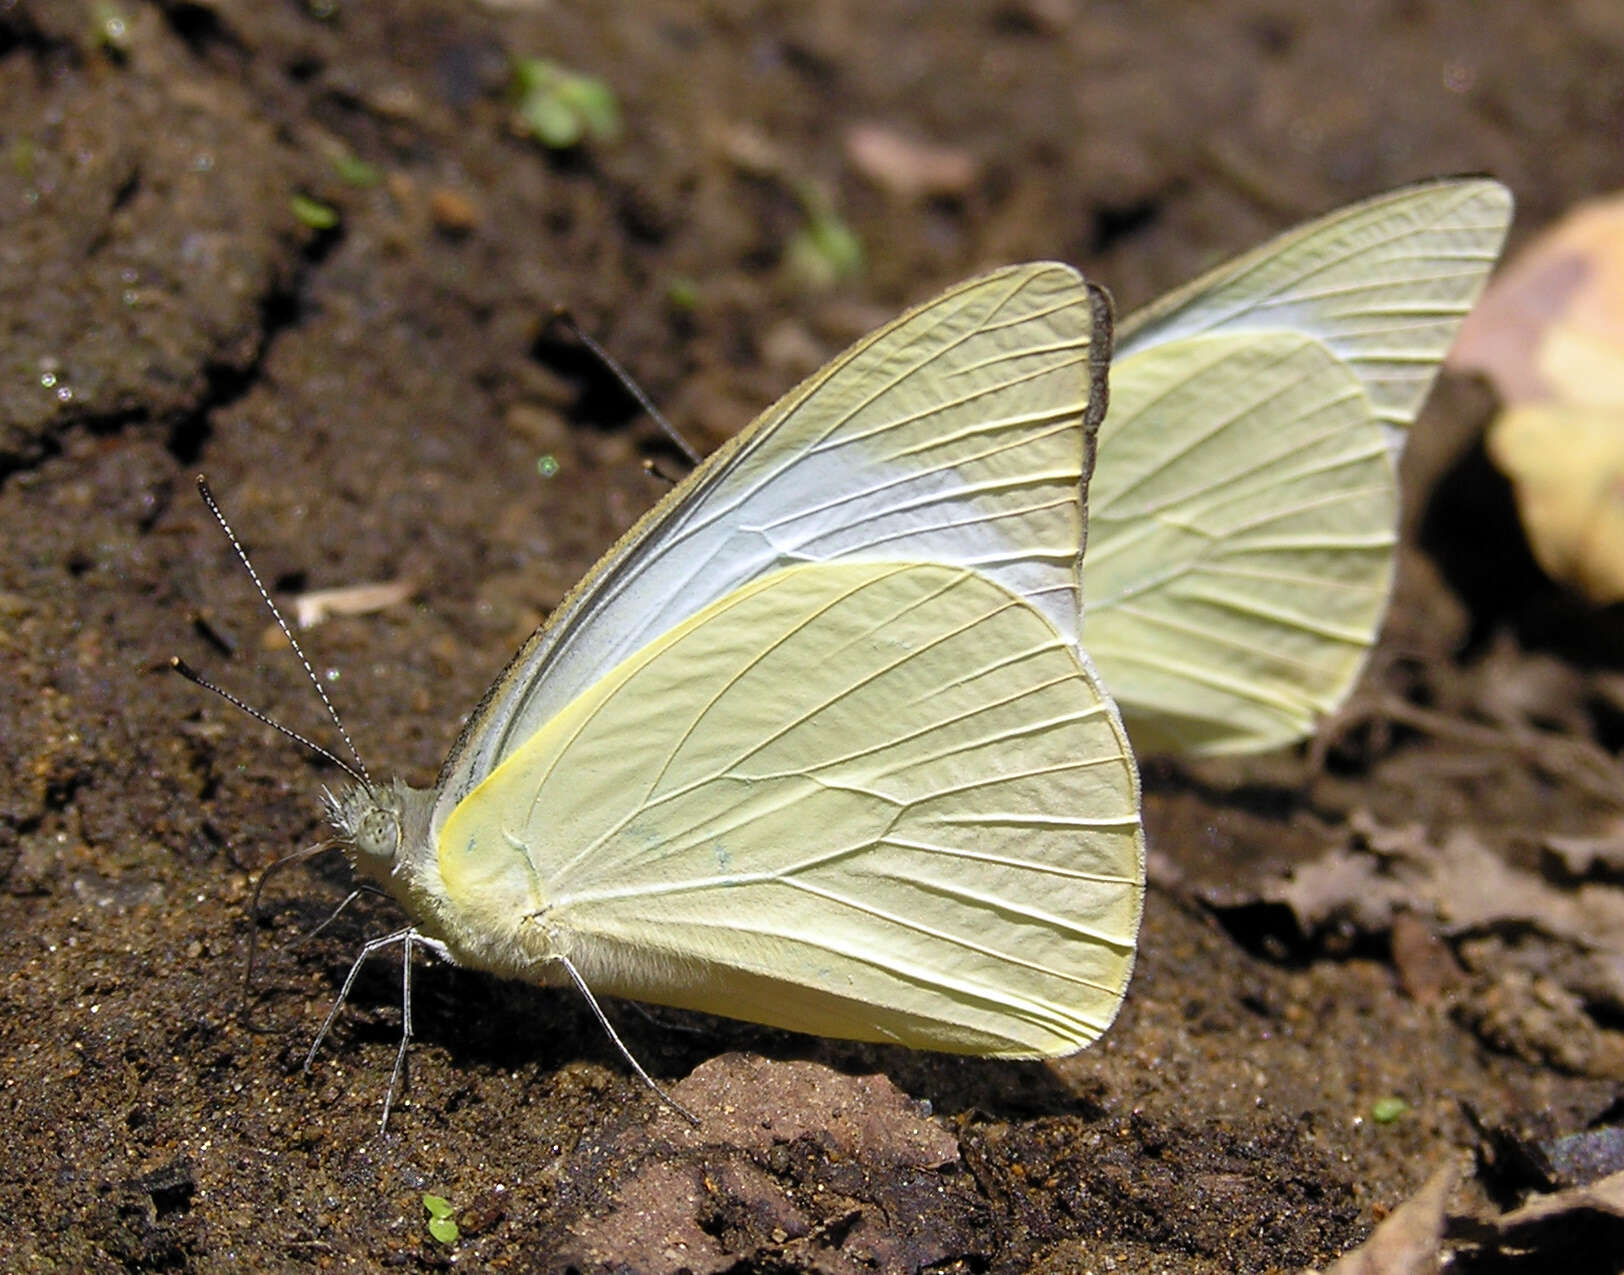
4, 2, 1624, 1271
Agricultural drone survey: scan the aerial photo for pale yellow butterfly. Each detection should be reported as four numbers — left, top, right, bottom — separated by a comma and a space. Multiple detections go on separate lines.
241, 263, 1145, 1121
1085, 179, 1514, 756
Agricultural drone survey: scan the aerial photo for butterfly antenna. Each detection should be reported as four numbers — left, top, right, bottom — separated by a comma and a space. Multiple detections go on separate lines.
550, 306, 703, 466
172, 658, 368, 787
559, 954, 700, 1126
189, 475, 373, 790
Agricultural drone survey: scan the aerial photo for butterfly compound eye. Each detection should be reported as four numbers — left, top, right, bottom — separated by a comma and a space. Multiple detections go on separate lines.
354, 807, 401, 862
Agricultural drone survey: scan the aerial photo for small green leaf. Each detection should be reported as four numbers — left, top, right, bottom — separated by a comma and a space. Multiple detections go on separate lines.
536, 454, 561, 479
1370, 1097, 1409, 1124
422, 1193, 455, 1219
423, 1193, 460, 1243
523, 93, 583, 149
559, 76, 620, 142
512, 57, 620, 150
665, 276, 700, 312
331, 153, 382, 188
511, 56, 545, 95
290, 194, 340, 230
786, 186, 864, 290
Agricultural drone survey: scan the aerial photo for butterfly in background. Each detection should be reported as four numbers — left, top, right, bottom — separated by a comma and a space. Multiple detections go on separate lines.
1083, 179, 1513, 756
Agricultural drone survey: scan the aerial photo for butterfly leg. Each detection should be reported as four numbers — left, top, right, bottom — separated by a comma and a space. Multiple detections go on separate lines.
303, 924, 415, 1077
416, 935, 454, 963
557, 955, 700, 1127
379, 929, 418, 1131
288, 887, 375, 949
377, 931, 457, 1129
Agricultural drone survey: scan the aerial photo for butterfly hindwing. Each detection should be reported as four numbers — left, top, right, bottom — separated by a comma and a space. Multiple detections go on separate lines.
1087, 331, 1395, 754
439, 560, 1143, 1056
1088, 179, 1512, 755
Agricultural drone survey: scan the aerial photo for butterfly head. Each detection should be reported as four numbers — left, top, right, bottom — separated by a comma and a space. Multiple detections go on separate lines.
323, 779, 433, 890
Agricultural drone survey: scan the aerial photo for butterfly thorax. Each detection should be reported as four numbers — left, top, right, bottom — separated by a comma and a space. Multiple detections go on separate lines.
325, 778, 568, 985
325, 779, 456, 943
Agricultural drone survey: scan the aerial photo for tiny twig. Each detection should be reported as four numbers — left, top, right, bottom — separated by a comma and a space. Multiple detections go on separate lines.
1328, 692, 1624, 810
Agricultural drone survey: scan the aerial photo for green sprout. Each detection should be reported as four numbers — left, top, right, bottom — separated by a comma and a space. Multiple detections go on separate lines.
665, 275, 700, 313
91, 3, 130, 58
1370, 1096, 1409, 1124
786, 184, 863, 290
512, 57, 620, 149
10, 137, 35, 181
536, 454, 561, 479
422, 1193, 459, 1245
330, 152, 382, 188
290, 193, 340, 231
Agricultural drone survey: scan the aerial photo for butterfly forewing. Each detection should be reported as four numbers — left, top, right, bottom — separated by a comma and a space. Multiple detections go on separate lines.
438, 264, 1109, 821
438, 561, 1143, 1056
1116, 179, 1513, 436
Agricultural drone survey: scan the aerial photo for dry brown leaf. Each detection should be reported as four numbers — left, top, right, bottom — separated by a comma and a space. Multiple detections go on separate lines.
1545, 817, 1624, 879
1309, 1162, 1456, 1275
1451, 190, 1624, 406
1448, 190, 1624, 604
1308, 1163, 1624, 1271
1451, 1169, 1624, 1265
542, 1054, 982, 1274
1254, 818, 1624, 1074
1269, 818, 1624, 959
1496, 1167, 1624, 1229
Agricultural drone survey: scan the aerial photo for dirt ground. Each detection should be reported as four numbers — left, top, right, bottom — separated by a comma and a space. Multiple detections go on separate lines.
4, 1, 1624, 1271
